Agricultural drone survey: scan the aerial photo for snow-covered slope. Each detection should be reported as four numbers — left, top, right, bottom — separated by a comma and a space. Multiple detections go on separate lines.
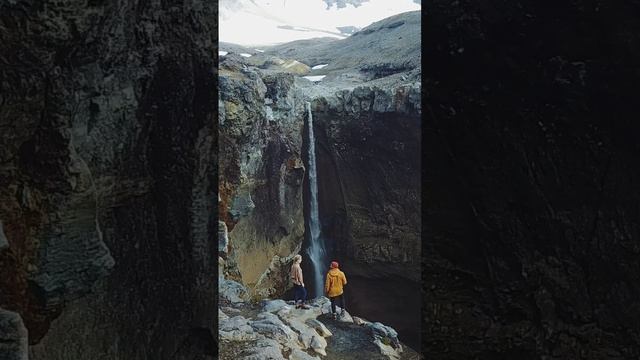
219, 0, 420, 46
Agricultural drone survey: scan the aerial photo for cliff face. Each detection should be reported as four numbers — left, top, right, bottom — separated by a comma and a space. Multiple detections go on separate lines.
0, 1, 216, 359
218, 59, 307, 299
426, 0, 640, 358
310, 83, 422, 350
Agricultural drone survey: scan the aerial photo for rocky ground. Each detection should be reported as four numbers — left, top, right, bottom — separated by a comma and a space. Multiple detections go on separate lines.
219, 279, 419, 360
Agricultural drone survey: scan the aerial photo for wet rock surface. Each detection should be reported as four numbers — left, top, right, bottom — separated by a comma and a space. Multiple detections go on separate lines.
426, 0, 640, 358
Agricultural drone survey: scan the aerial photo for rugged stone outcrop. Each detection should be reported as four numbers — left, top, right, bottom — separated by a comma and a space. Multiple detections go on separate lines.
0, 0, 216, 358
218, 280, 418, 360
0, 308, 28, 360
219, 58, 308, 299
426, 0, 640, 358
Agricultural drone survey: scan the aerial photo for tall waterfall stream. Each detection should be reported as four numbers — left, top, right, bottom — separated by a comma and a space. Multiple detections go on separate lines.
305, 101, 327, 298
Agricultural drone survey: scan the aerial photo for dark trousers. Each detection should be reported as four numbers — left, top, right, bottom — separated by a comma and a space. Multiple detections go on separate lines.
293, 284, 307, 304
330, 294, 345, 314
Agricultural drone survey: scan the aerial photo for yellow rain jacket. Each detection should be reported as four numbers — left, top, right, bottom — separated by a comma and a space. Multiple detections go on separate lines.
324, 268, 347, 297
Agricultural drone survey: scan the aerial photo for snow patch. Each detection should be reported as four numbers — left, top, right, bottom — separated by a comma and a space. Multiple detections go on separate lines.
254, 49, 265, 53
240, 53, 252, 57
219, 51, 228, 56
311, 64, 329, 70
219, 0, 420, 46
303, 75, 326, 82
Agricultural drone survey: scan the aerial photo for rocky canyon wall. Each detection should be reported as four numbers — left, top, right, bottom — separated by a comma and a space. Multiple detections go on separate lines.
0, 0, 216, 359
218, 58, 308, 300
309, 83, 422, 350
425, 0, 640, 358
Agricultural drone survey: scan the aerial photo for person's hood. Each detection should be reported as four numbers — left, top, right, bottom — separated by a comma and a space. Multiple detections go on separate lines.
328, 268, 341, 277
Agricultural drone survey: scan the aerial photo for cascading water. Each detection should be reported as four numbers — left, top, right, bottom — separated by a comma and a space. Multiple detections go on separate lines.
305, 101, 327, 298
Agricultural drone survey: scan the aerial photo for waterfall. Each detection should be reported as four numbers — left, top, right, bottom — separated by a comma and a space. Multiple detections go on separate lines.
305, 101, 326, 298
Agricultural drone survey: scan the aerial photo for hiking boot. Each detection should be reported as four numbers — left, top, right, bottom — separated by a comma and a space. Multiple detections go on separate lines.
300, 304, 310, 310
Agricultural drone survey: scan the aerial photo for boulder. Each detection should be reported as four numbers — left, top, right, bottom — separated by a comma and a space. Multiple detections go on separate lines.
373, 338, 402, 360
219, 279, 249, 304
0, 308, 28, 360
262, 299, 289, 313
289, 349, 320, 360
219, 308, 229, 321
308, 297, 332, 315
337, 308, 354, 323
250, 312, 299, 347
353, 316, 370, 326
366, 322, 403, 358
286, 319, 316, 349
309, 335, 328, 356
219, 315, 258, 342
240, 338, 285, 360
221, 306, 242, 315
305, 318, 332, 337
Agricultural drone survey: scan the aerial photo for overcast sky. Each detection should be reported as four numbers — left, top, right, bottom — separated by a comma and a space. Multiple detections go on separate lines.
220, 0, 421, 46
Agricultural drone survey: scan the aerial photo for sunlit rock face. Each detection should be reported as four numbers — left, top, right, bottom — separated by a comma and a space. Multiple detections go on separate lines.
0, 1, 217, 359
425, 0, 640, 358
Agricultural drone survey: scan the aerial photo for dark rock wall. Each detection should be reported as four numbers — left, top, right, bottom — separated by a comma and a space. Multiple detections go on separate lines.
0, 0, 216, 358
309, 85, 421, 349
426, 0, 640, 358
0, 309, 28, 360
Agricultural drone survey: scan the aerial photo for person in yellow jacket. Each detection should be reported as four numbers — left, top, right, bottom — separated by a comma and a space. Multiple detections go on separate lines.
324, 261, 347, 319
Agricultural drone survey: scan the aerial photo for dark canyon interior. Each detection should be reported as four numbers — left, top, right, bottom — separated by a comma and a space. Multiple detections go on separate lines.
425, 0, 640, 358
301, 109, 422, 351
